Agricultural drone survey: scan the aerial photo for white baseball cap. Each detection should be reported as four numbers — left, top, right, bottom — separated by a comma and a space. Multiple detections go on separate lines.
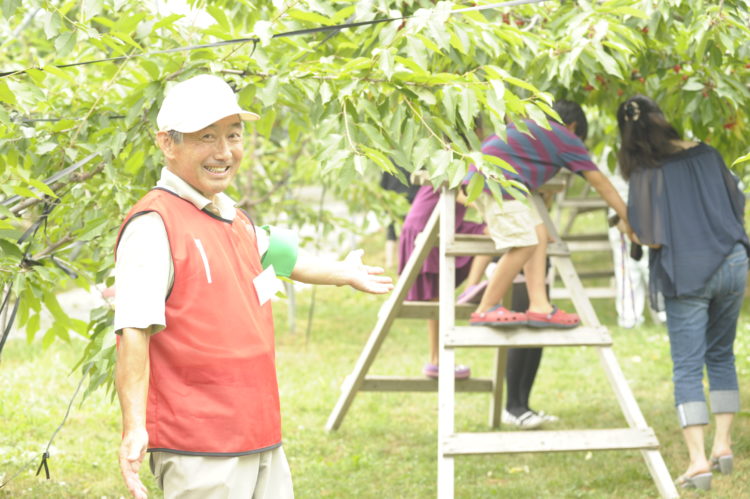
156, 74, 260, 133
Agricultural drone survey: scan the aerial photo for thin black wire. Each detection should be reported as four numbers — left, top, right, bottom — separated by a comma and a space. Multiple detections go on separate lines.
0, 365, 91, 488
0, 0, 548, 78
0, 284, 18, 357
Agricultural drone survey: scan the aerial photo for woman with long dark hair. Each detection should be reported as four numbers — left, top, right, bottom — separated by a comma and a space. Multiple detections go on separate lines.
617, 95, 749, 490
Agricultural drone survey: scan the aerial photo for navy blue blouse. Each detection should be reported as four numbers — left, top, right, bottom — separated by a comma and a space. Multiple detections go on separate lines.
627, 143, 749, 304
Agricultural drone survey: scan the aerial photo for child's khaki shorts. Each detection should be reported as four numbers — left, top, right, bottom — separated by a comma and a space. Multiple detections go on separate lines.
474, 192, 542, 251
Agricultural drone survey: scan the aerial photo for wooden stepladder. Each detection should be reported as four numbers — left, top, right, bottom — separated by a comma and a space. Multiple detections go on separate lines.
326, 187, 678, 498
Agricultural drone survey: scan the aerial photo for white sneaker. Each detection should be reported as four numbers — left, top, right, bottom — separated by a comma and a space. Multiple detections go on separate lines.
536, 410, 559, 423
501, 410, 545, 429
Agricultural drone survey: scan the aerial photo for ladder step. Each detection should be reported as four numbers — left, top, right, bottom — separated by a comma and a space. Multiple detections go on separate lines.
565, 240, 613, 252
558, 198, 608, 209
447, 235, 569, 257
443, 428, 659, 456
360, 376, 493, 392
577, 270, 615, 280
397, 301, 475, 320
446, 325, 612, 348
550, 287, 616, 300
562, 233, 609, 242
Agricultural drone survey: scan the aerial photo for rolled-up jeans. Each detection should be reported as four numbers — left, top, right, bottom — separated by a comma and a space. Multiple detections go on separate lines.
664, 242, 747, 428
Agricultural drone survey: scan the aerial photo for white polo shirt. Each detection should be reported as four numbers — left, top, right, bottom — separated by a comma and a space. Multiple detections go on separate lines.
113, 168, 270, 334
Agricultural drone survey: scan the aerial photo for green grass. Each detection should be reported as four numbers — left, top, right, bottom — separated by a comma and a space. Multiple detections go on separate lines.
2, 231, 750, 498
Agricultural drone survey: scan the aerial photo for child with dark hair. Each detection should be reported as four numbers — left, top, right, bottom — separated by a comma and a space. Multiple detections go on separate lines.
465, 100, 633, 427
468, 101, 631, 327
618, 95, 749, 491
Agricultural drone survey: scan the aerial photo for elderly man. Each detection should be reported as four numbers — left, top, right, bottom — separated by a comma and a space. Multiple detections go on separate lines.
115, 74, 392, 499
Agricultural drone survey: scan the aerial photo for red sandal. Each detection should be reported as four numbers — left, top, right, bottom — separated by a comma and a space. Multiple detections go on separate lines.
470, 306, 527, 327
526, 306, 580, 329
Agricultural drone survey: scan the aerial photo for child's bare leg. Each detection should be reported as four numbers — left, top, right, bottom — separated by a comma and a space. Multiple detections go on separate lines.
524, 223, 553, 315
475, 245, 536, 313
427, 314, 438, 365
466, 254, 493, 287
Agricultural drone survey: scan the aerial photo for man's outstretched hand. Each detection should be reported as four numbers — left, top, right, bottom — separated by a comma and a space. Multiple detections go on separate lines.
343, 249, 394, 294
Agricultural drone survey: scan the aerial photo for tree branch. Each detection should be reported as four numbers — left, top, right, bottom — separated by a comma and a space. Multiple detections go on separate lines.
31, 234, 75, 261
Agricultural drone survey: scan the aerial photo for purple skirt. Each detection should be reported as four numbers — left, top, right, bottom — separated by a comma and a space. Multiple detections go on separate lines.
398, 186, 486, 301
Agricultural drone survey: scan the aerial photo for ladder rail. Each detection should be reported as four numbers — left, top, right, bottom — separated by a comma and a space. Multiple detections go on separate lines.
325, 204, 440, 431
437, 188, 457, 499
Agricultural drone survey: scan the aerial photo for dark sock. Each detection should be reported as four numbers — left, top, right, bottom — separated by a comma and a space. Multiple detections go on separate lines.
505, 279, 546, 416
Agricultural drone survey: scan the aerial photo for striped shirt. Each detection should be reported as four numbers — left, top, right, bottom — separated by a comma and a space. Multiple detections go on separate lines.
467, 120, 598, 198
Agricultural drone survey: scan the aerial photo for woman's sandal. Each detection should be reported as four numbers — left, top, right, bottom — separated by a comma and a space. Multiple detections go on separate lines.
675, 471, 712, 490
710, 454, 733, 475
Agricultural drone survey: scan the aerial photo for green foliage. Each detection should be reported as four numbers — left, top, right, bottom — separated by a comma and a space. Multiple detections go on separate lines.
1, 0, 749, 391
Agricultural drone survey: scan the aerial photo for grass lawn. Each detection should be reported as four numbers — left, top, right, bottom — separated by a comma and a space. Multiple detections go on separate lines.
2, 228, 750, 498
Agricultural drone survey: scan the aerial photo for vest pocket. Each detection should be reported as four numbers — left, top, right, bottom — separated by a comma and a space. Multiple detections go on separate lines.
193, 238, 212, 284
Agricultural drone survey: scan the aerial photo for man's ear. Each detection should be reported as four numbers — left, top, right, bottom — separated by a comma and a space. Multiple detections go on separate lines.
565, 121, 578, 134
156, 131, 176, 159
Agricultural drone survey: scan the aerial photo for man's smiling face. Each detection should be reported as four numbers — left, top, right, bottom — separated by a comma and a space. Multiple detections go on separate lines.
160, 115, 244, 200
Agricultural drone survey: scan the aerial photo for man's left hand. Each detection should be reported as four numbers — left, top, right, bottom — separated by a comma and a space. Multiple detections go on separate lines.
343, 249, 394, 294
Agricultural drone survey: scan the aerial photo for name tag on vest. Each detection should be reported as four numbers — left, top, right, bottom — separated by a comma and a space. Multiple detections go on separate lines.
254, 265, 279, 305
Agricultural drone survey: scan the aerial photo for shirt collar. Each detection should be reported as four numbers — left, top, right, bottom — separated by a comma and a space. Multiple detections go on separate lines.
156, 167, 237, 220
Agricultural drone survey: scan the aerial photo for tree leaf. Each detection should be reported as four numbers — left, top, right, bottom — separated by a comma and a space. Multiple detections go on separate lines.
483, 153, 518, 174
43, 64, 76, 83
0, 79, 17, 105
683, 78, 704, 91
44, 11, 63, 38
153, 13, 183, 30
54, 32, 77, 59
377, 48, 395, 80
465, 171, 485, 203
610, 6, 649, 19
458, 86, 478, 131
206, 5, 231, 31
287, 9, 334, 25
26, 178, 57, 198
257, 76, 279, 107
732, 151, 750, 166
361, 145, 395, 174
357, 122, 391, 151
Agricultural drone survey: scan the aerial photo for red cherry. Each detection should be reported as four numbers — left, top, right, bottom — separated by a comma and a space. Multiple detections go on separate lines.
617, 89, 624, 96
723, 122, 736, 130
641, 27, 649, 34
673, 64, 681, 73
583, 84, 595, 91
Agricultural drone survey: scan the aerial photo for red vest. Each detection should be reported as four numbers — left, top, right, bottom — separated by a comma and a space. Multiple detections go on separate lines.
117, 189, 280, 455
